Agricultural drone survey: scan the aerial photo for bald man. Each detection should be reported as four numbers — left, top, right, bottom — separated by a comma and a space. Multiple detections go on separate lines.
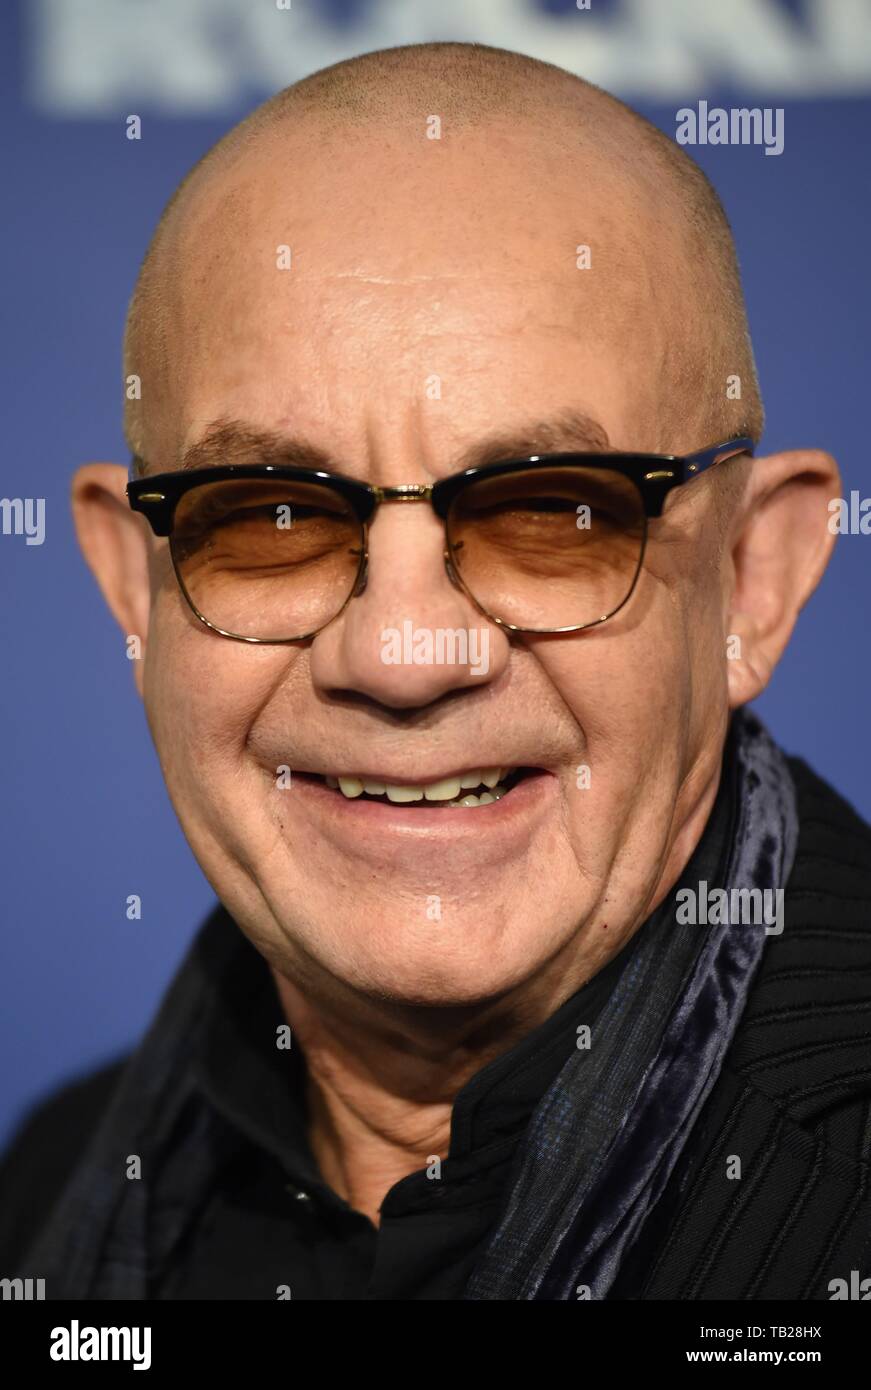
3, 43, 870, 1303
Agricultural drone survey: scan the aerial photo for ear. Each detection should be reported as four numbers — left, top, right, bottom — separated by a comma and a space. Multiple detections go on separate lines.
725, 448, 841, 706
71, 463, 155, 695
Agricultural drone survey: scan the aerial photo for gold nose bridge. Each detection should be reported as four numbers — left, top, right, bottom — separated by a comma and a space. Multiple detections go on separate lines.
371, 484, 434, 504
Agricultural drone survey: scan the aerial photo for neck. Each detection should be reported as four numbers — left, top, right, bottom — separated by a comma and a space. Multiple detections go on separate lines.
270, 964, 573, 1224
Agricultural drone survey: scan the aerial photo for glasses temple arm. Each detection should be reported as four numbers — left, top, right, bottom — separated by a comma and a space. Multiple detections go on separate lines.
683, 436, 755, 481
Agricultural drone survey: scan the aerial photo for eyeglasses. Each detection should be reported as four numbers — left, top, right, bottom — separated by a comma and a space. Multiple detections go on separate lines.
127, 437, 753, 643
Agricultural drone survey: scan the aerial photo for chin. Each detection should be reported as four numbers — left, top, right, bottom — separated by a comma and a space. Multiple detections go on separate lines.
349, 964, 529, 1011
279, 906, 543, 1010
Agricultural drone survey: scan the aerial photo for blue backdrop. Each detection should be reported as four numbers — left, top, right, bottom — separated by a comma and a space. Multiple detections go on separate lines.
2, 0, 869, 1147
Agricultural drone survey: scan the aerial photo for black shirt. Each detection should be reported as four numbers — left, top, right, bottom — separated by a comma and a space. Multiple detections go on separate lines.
155, 757, 735, 1301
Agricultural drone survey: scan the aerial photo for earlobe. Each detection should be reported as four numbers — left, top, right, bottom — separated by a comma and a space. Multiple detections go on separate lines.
725, 447, 840, 709
71, 464, 154, 684
724, 611, 770, 705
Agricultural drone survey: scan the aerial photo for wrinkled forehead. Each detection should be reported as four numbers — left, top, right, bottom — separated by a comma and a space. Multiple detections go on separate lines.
141, 120, 695, 473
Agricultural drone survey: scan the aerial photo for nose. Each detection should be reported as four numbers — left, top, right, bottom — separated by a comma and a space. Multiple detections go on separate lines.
309, 499, 509, 708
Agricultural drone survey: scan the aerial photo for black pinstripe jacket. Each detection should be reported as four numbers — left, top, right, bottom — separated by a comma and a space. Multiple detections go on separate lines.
614, 757, 871, 1300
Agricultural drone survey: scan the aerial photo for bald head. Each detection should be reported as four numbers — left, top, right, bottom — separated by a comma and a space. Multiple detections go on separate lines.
124, 41, 761, 493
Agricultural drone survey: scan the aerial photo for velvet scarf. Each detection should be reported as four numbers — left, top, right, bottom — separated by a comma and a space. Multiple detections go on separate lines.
464, 710, 799, 1300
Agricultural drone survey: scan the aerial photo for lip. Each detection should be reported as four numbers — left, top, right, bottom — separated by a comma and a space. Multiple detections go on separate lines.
284, 768, 557, 864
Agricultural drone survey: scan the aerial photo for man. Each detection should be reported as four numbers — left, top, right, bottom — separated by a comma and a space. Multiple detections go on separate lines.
2, 42, 869, 1301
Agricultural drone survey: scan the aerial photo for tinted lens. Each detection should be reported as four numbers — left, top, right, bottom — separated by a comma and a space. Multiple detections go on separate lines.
171, 478, 363, 640
447, 466, 646, 630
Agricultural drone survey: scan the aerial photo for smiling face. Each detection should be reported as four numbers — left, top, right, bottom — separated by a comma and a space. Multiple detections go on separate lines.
115, 106, 754, 1016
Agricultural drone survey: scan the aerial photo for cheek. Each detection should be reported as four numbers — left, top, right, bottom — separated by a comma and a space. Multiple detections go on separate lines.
528, 583, 699, 816
142, 587, 293, 788
529, 599, 689, 751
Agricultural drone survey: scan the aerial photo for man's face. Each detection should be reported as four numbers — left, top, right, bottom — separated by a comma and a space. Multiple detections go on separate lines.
136, 120, 732, 1008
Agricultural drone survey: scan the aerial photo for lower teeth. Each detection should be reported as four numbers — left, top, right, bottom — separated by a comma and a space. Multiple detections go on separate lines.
447, 787, 506, 808
360, 784, 508, 807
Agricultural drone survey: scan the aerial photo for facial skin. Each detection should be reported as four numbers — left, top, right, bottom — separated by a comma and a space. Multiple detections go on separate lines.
72, 84, 839, 1220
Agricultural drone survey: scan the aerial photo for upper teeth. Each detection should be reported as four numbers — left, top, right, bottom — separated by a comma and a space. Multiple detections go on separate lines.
326, 767, 513, 805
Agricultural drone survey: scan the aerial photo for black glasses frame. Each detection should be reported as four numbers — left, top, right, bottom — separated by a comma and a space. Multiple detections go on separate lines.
127, 436, 754, 641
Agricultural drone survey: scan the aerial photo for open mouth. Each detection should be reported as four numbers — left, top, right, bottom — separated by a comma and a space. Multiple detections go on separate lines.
311, 766, 530, 808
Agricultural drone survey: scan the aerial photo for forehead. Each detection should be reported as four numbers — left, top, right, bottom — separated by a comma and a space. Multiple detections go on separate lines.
145, 120, 688, 476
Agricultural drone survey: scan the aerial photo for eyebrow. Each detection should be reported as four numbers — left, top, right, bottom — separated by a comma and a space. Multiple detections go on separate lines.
132, 409, 613, 479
